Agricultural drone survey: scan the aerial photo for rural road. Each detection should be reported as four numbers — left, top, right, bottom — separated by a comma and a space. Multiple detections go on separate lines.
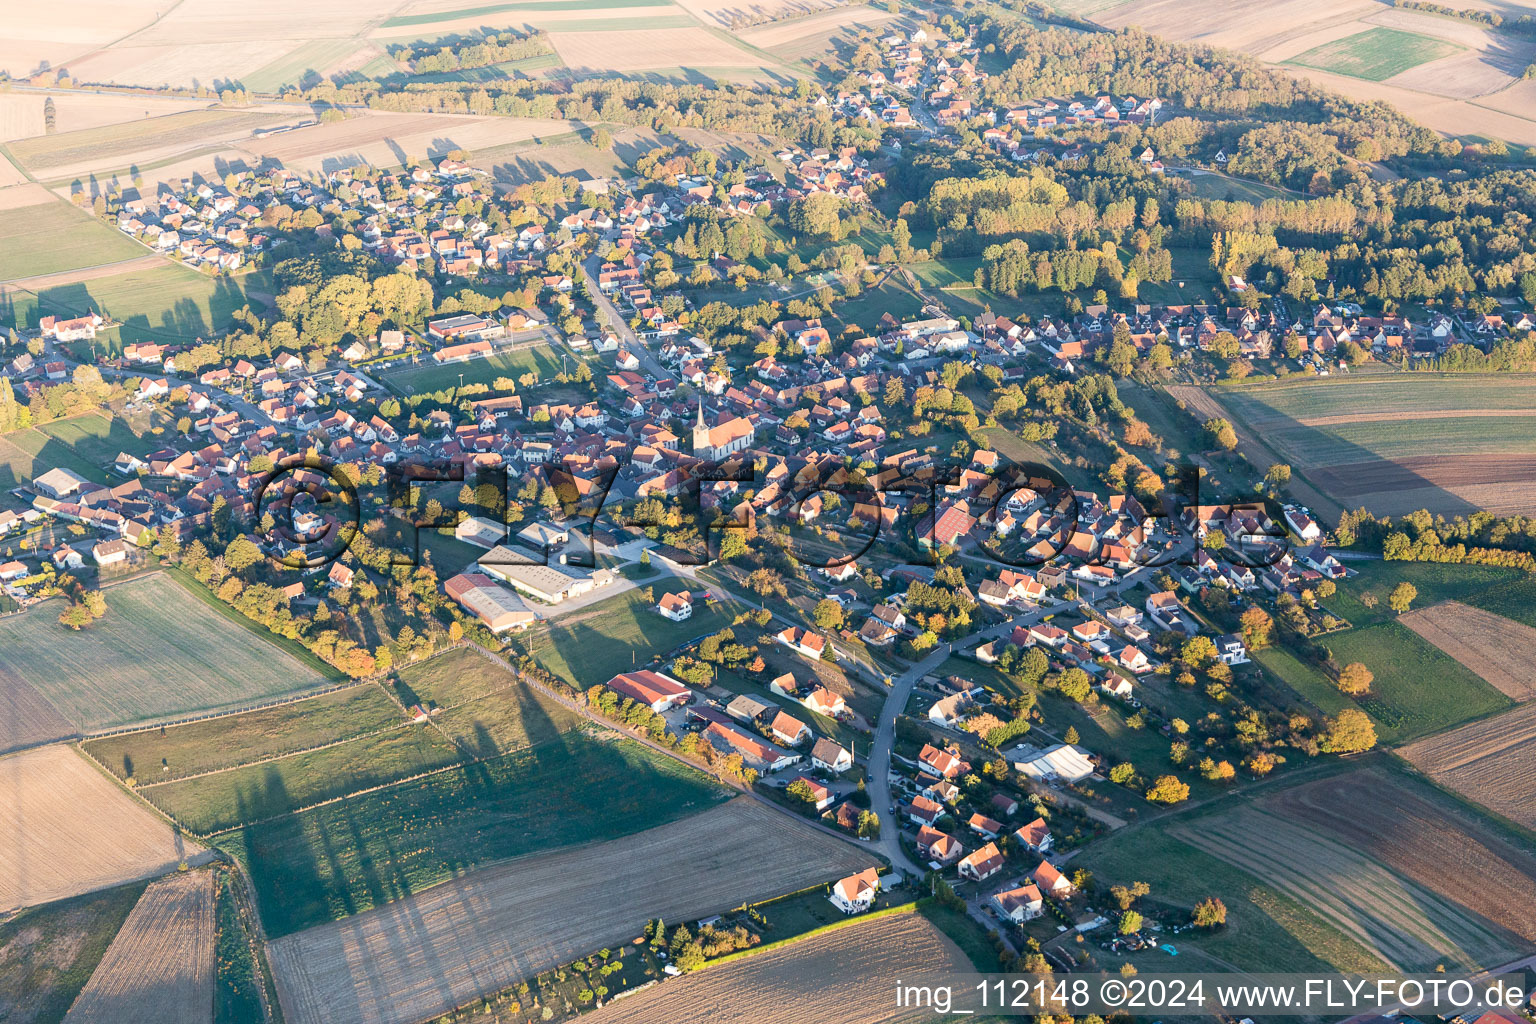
579, 255, 669, 380
863, 605, 1056, 879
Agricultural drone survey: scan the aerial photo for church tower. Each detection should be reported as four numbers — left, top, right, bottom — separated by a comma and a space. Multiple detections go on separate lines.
692, 400, 712, 456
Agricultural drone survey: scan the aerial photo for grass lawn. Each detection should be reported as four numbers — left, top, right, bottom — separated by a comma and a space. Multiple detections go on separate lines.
141, 721, 466, 833
381, 344, 562, 395
0, 424, 111, 490
1287, 27, 1464, 82
0, 197, 146, 281
1324, 622, 1510, 744
2, 263, 271, 346
1080, 823, 1386, 974
715, 668, 862, 750
0, 573, 331, 730
38, 410, 165, 468
915, 898, 1004, 972
512, 581, 740, 687
0, 879, 149, 1023
84, 683, 401, 783
219, 731, 730, 937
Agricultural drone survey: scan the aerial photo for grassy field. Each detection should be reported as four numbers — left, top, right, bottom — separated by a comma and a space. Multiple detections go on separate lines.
0, 879, 149, 1024
38, 410, 166, 467
143, 722, 467, 833
0, 573, 330, 730
0, 198, 146, 281
510, 581, 739, 687
1173, 169, 1300, 203
381, 343, 563, 394
8, 109, 278, 173
405, 52, 564, 83
1082, 818, 1387, 974
381, 0, 664, 28
390, 645, 585, 753
1287, 27, 1464, 82
85, 684, 404, 783
240, 39, 366, 93
0, 423, 110, 490
218, 730, 730, 937
1, 263, 270, 346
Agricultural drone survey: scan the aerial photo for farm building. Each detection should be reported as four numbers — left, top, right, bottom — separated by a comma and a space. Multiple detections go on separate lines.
444, 573, 537, 633
605, 670, 693, 713
1008, 743, 1095, 783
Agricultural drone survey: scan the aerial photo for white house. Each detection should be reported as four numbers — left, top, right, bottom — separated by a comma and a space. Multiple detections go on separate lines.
829, 868, 880, 914
1013, 816, 1053, 853
1033, 860, 1074, 896
991, 883, 1044, 923
656, 590, 693, 621
811, 737, 853, 773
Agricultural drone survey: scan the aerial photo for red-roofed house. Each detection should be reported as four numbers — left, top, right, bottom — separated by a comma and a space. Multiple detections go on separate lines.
959, 841, 1006, 882
605, 669, 693, 712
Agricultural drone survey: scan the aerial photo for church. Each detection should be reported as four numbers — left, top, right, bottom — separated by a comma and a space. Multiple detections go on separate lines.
692, 402, 755, 461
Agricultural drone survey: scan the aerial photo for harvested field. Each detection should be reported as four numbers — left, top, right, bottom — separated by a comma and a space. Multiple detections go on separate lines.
0, 93, 212, 143
737, 4, 898, 50
0, 574, 328, 731
582, 909, 967, 1024
1173, 801, 1515, 971
0, 0, 175, 79
678, 0, 839, 28
1400, 703, 1536, 831
268, 797, 874, 1024
0, 664, 76, 756
237, 112, 590, 173
1399, 602, 1536, 701
550, 27, 766, 71
0, 880, 148, 1024
1265, 769, 1536, 955
0, 744, 202, 913
64, 870, 216, 1024
8, 106, 289, 179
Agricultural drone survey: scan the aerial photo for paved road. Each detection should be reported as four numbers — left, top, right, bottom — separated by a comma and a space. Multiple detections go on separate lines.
863, 603, 1058, 877
579, 254, 668, 380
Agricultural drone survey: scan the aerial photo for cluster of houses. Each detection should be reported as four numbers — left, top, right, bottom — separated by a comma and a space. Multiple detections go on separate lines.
898, 741, 1072, 925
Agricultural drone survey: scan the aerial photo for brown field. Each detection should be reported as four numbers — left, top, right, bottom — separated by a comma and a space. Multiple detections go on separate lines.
63, 870, 216, 1024
0, 744, 204, 913
581, 910, 970, 1024
0, 1, 175, 79
1368, 8, 1536, 97
238, 112, 589, 173
1400, 703, 1536, 831
550, 27, 767, 72
1309, 454, 1536, 517
0, 664, 77, 756
737, 4, 898, 50
268, 797, 873, 1024
1269, 769, 1536, 954
1477, 77, 1536, 119
0, 155, 30, 191
678, 0, 840, 29
0, 93, 213, 144
1399, 602, 1536, 701
8, 106, 292, 178
67, 42, 302, 90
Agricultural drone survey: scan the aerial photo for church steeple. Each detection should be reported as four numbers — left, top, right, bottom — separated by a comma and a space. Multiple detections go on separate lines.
692, 399, 711, 455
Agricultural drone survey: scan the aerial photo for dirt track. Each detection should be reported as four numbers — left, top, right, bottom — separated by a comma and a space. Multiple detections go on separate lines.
268, 797, 874, 1024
